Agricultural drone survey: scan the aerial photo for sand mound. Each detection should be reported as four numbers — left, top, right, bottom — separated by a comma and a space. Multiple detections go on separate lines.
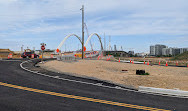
40, 60, 188, 91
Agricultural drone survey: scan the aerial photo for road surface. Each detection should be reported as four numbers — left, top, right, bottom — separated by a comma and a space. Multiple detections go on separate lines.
0, 59, 187, 111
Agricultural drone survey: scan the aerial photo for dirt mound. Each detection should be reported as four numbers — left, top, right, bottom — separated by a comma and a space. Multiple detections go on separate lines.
40, 60, 188, 91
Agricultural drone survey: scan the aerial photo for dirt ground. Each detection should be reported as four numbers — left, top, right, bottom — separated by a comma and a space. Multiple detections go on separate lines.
40, 60, 188, 91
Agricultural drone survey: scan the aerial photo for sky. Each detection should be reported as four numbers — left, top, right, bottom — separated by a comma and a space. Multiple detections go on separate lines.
0, 0, 188, 53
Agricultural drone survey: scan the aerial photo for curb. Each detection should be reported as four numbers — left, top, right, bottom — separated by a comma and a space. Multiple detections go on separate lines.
139, 86, 188, 98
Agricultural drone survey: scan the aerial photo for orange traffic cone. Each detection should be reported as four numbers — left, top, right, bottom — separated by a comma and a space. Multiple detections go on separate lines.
119, 58, 120, 62
144, 60, 145, 64
147, 61, 149, 65
166, 61, 168, 67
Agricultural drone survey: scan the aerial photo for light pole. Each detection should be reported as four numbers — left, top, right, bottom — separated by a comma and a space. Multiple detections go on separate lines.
80, 5, 84, 59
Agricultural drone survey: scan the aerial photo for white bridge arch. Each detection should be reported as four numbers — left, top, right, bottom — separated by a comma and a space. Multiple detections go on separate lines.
56, 33, 103, 52
84, 33, 103, 51
56, 34, 82, 51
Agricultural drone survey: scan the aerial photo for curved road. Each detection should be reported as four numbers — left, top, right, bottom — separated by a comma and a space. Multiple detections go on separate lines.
0, 59, 187, 111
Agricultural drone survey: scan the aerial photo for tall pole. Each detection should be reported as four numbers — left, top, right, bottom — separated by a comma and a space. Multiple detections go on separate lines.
81, 5, 84, 59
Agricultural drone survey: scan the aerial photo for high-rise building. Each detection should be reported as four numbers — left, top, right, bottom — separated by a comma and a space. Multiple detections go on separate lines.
150, 45, 155, 56
150, 44, 167, 56
114, 45, 117, 51
180, 48, 188, 54
162, 48, 168, 55
154, 44, 167, 56
162, 47, 188, 56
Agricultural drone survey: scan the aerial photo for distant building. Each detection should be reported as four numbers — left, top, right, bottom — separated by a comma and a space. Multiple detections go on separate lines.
162, 48, 168, 56
155, 44, 167, 56
135, 52, 149, 57
150, 44, 167, 56
104, 51, 129, 57
162, 47, 188, 56
0, 49, 14, 57
128, 51, 134, 55
150, 45, 155, 56
114, 45, 117, 51
174, 48, 180, 56
180, 48, 188, 54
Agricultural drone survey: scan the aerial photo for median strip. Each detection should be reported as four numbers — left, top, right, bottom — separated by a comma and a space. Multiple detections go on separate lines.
0, 82, 170, 111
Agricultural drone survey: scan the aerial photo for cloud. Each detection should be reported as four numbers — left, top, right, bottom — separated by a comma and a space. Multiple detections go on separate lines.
0, 0, 188, 51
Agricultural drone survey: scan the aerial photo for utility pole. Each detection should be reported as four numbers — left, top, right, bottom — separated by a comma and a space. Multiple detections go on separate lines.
81, 5, 84, 59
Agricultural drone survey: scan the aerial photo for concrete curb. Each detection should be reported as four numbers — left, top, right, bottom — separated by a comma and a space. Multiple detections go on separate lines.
139, 86, 188, 98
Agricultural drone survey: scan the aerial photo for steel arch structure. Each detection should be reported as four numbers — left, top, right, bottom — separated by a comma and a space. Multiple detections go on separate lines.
84, 33, 103, 51
56, 34, 82, 52
56, 33, 103, 52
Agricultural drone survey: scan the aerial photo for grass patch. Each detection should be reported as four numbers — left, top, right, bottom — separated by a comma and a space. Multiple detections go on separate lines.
171, 51, 188, 60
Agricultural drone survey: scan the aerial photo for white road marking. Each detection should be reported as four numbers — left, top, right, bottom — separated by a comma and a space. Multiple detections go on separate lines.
20, 60, 188, 99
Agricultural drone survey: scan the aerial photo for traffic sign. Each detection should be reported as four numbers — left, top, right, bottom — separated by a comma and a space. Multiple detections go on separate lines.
41, 45, 45, 50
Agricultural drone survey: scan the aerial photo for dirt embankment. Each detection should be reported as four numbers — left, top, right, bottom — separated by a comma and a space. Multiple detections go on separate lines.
40, 60, 188, 91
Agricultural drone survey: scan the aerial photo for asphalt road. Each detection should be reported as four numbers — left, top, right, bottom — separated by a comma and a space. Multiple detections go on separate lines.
0, 59, 187, 111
